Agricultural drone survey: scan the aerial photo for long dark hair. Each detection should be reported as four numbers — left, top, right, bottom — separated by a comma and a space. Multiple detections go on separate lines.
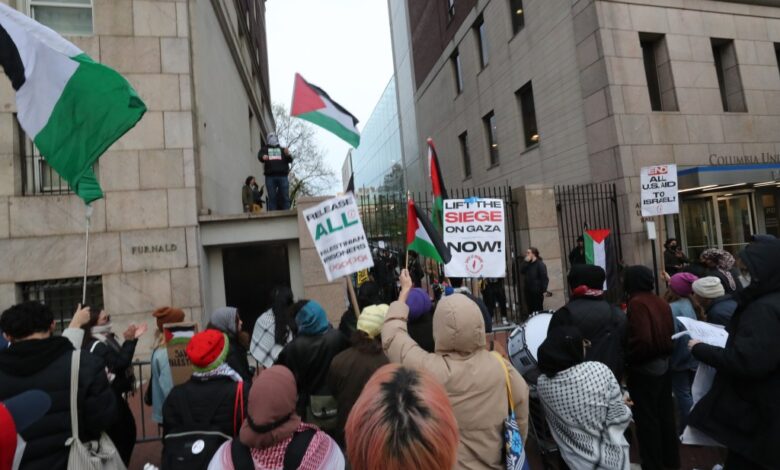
245, 176, 255, 186
350, 330, 382, 354
81, 308, 102, 349
287, 300, 310, 337
271, 286, 294, 345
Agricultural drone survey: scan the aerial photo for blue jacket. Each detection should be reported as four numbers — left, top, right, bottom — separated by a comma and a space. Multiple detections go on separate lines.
706, 295, 737, 327
150, 347, 174, 423
670, 298, 698, 371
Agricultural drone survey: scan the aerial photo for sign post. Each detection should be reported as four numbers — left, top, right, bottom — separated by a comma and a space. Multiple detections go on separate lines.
442, 198, 506, 278
303, 194, 374, 317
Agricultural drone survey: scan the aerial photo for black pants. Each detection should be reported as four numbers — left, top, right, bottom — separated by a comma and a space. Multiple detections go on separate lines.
726, 451, 770, 470
627, 369, 680, 470
483, 284, 507, 319
524, 288, 544, 314
107, 392, 137, 465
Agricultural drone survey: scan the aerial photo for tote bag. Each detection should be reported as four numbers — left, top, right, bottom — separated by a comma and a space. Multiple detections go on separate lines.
492, 352, 531, 470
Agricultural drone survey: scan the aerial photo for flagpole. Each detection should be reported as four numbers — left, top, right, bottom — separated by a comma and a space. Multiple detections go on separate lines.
346, 277, 361, 318
406, 191, 411, 270
82, 204, 93, 304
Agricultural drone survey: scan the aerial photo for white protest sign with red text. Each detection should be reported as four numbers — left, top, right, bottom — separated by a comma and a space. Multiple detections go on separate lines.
641, 164, 679, 217
443, 198, 506, 278
303, 194, 374, 282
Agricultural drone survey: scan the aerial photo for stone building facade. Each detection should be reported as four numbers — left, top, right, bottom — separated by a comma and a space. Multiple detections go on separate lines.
390, 0, 780, 301
0, 0, 277, 355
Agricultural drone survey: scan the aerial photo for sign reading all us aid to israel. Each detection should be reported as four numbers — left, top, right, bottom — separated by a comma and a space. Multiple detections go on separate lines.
303, 194, 374, 281
641, 164, 679, 217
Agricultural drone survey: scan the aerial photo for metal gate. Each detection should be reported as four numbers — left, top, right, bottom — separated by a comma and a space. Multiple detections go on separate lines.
358, 186, 525, 323
554, 183, 624, 304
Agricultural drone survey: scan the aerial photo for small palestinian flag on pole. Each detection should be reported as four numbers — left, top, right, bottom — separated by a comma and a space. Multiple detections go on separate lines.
0, 3, 146, 204
407, 196, 452, 264
584, 229, 616, 289
291, 73, 360, 148
428, 138, 448, 233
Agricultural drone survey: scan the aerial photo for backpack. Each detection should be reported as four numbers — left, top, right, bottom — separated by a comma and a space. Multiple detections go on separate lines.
162, 383, 242, 469
231, 428, 316, 469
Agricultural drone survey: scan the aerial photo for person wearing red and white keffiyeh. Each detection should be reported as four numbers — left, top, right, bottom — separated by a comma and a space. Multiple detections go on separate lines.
208, 365, 344, 470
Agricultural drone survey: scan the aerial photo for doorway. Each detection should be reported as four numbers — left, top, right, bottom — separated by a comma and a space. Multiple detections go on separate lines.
680, 192, 755, 259
222, 244, 291, 332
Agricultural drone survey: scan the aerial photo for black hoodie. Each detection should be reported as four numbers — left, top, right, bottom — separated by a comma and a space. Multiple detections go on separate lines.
0, 337, 117, 470
690, 239, 780, 468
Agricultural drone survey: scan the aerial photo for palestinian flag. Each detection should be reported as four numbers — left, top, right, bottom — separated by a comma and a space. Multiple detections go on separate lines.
0, 4, 146, 204
584, 229, 616, 289
428, 138, 448, 232
163, 324, 197, 345
291, 73, 360, 148
407, 197, 451, 264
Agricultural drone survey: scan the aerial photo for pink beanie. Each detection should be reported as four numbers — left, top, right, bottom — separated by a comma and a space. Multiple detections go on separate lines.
669, 272, 698, 297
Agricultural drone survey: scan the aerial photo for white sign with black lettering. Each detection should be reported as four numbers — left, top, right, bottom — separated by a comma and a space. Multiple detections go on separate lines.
641, 164, 679, 217
303, 194, 374, 281
443, 198, 506, 278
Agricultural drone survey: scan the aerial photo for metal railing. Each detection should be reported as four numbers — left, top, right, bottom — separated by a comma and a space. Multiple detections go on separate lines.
129, 360, 162, 443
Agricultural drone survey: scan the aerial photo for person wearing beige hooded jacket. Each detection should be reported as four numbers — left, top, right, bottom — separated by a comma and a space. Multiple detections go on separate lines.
383, 269, 530, 470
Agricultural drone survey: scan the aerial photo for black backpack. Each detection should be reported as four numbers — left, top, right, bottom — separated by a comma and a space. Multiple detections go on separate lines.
231, 428, 316, 469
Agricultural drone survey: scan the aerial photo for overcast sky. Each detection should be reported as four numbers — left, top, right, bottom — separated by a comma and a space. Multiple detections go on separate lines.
265, 0, 395, 193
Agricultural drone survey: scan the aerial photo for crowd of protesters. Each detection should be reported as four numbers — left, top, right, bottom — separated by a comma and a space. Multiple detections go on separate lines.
0, 235, 778, 470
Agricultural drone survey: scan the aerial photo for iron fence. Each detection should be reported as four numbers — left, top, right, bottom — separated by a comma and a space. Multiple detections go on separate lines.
554, 183, 625, 304
130, 360, 162, 443
357, 186, 525, 323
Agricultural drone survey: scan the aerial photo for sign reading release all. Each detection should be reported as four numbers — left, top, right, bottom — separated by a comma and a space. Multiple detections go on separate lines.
443, 198, 506, 278
641, 164, 679, 217
303, 194, 374, 282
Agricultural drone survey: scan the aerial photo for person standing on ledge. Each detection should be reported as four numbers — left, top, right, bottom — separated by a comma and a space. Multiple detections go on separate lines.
258, 133, 293, 211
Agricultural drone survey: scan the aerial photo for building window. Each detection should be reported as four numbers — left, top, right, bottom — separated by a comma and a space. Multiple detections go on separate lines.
30, 0, 93, 36
447, 0, 455, 20
712, 39, 747, 112
474, 15, 489, 69
510, 0, 525, 35
640, 34, 679, 112
517, 82, 539, 148
21, 276, 103, 332
483, 111, 499, 166
774, 43, 780, 79
451, 49, 464, 94
459, 131, 471, 178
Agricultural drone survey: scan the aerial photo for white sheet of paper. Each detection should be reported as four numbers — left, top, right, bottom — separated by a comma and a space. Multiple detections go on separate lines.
676, 317, 728, 347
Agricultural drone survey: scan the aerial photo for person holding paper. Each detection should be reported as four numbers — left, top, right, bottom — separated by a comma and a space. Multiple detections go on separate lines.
687, 238, 780, 470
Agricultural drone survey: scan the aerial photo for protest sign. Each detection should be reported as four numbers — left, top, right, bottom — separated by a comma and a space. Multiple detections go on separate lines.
164, 322, 199, 386
443, 198, 506, 278
641, 164, 679, 216
303, 194, 374, 282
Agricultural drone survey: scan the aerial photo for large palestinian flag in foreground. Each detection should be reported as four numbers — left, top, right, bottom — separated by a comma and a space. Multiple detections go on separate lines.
0, 3, 146, 203
407, 197, 451, 264
428, 138, 448, 233
584, 229, 616, 289
291, 73, 360, 148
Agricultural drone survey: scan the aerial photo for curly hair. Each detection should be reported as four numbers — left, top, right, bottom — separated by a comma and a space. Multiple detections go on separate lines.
0, 301, 54, 339
346, 364, 459, 470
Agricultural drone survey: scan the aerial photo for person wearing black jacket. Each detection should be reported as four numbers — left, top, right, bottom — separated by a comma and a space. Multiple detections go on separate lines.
547, 264, 627, 381
568, 236, 586, 266
82, 308, 147, 465
0, 301, 116, 470
519, 247, 550, 315
688, 238, 780, 470
258, 133, 293, 211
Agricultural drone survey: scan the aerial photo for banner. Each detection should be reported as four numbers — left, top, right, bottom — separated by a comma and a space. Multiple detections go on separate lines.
641, 164, 679, 216
443, 198, 506, 277
303, 194, 374, 281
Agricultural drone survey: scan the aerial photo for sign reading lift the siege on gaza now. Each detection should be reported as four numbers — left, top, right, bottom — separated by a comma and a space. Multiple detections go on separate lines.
443, 198, 506, 278
641, 164, 679, 217
303, 194, 374, 282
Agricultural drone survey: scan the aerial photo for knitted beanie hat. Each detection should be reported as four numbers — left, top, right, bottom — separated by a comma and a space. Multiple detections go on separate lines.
186, 329, 230, 372
692, 276, 725, 299
669, 272, 698, 297
357, 304, 389, 339
152, 306, 185, 332
295, 300, 329, 336
405, 288, 432, 321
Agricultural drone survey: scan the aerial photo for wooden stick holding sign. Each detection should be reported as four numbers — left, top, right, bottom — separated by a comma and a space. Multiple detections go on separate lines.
303, 194, 374, 319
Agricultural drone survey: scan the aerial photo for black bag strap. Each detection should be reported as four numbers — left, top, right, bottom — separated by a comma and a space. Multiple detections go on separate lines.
230, 428, 316, 469
283, 428, 316, 470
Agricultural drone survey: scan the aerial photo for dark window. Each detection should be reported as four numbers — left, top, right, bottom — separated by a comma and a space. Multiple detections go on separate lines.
712, 38, 747, 112
474, 15, 489, 69
517, 82, 539, 148
452, 49, 464, 94
447, 0, 455, 20
774, 43, 780, 79
510, 0, 525, 35
459, 131, 471, 178
640, 34, 678, 112
21, 276, 103, 333
483, 111, 499, 166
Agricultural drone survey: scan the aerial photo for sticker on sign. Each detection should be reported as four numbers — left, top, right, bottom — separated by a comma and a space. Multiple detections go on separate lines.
640, 164, 679, 217
302, 194, 374, 282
